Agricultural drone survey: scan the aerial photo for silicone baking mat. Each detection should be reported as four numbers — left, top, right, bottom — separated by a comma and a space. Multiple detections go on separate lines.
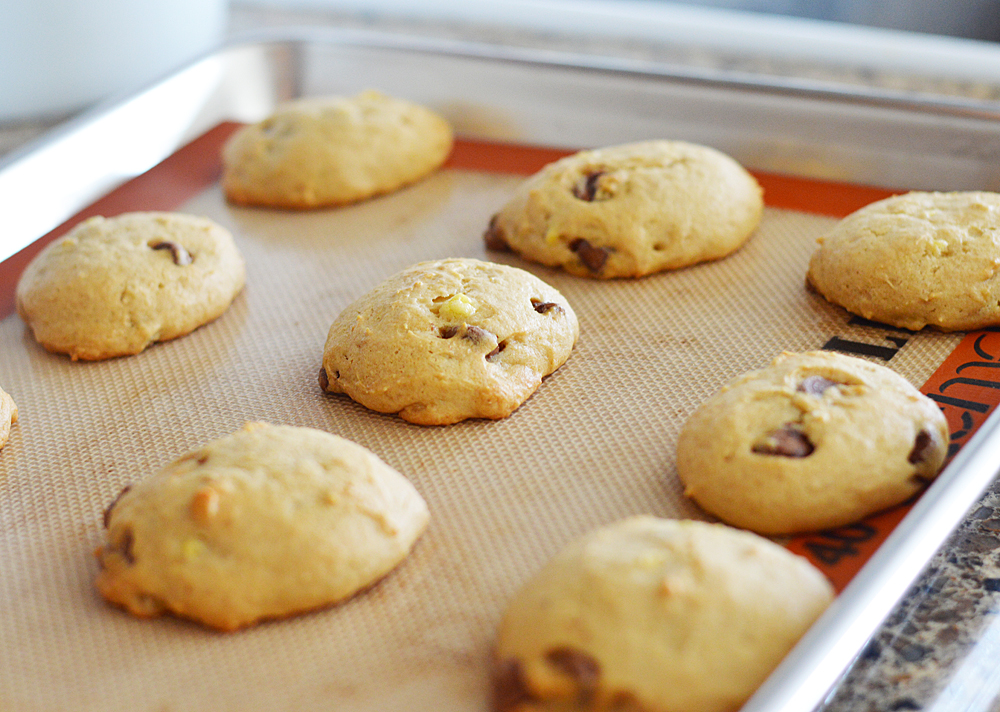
1, 125, 998, 712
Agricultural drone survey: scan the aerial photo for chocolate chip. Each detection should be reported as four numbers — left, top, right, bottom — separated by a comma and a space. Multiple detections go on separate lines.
484, 215, 511, 252
569, 238, 610, 273
464, 325, 490, 343
530, 298, 563, 315
572, 171, 607, 201
117, 528, 136, 565
441, 323, 502, 352
150, 240, 193, 266
545, 647, 601, 693
102, 485, 132, 528
797, 375, 840, 395
908, 429, 934, 465
493, 658, 536, 712
753, 425, 815, 457
609, 691, 642, 709
318, 367, 330, 391
486, 340, 507, 361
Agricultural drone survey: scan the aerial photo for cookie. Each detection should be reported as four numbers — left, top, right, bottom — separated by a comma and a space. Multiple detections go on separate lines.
493, 516, 833, 712
676, 351, 949, 535
807, 191, 1000, 331
16, 212, 246, 361
95, 422, 429, 631
485, 140, 763, 278
0, 387, 17, 450
221, 90, 454, 209
320, 258, 579, 425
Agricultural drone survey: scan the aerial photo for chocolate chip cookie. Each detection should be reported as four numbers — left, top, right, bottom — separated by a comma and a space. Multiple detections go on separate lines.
676, 351, 949, 535
222, 90, 454, 209
493, 516, 833, 712
16, 212, 246, 361
95, 423, 430, 631
320, 258, 579, 425
807, 191, 1000, 331
485, 140, 763, 278
0, 387, 17, 451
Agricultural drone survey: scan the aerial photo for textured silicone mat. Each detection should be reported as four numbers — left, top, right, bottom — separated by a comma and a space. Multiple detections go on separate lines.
0, 127, 992, 712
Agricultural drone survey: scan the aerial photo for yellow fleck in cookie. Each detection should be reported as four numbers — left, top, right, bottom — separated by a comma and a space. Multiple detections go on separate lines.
485, 140, 763, 278
95, 423, 430, 631
16, 212, 246, 361
807, 191, 1000, 331
676, 351, 949, 535
320, 258, 579, 425
222, 90, 454, 209
493, 516, 833, 712
0, 387, 17, 450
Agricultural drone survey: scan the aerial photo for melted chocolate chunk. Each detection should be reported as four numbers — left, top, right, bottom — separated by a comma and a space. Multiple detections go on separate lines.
797, 375, 840, 396
908, 429, 934, 465
493, 659, 536, 712
572, 171, 607, 201
318, 367, 330, 391
484, 215, 511, 252
530, 298, 563, 315
464, 325, 491, 343
545, 647, 601, 695
486, 340, 508, 362
569, 238, 610, 273
117, 528, 136, 565
102, 485, 132, 528
753, 425, 815, 458
438, 325, 459, 339
150, 240, 193, 266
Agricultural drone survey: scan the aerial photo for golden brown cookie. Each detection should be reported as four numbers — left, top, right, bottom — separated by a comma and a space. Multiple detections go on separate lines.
485, 140, 763, 278
493, 516, 833, 712
676, 351, 949, 535
0, 387, 17, 450
15, 212, 246, 361
320, 258, 579, 425
222, 90, 454, 209
807, 191, 1000, 331
96, 423, 430, 631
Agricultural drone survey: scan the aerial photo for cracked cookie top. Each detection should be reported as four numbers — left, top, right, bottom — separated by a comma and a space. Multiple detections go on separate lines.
484, 140, 763, 279
15, 212, 246, 361
320, 257, 579, 425
222, 90, 454, 209
807, 191, 1000, 331
95, 422, 429, 631
493, 516, 833, 712
675, 350, 949, 535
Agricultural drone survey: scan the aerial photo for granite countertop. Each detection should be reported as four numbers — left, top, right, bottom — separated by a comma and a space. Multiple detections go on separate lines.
827, 494, 1000, 711
5, 5, 1000, 711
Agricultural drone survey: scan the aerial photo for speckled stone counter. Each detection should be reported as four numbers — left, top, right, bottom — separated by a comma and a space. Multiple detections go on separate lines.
820, 488, 1000, 711
5, 5, 1000, 711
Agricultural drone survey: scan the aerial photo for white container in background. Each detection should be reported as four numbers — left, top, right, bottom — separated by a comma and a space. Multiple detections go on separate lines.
0, 0, 229, 122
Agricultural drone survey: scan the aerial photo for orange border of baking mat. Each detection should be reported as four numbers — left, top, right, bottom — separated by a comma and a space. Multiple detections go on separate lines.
787, 332, 1000, 591
3, 123, 995, 592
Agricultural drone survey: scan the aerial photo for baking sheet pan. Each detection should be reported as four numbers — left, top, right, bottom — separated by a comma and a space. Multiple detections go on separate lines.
5, 29, 1000, 712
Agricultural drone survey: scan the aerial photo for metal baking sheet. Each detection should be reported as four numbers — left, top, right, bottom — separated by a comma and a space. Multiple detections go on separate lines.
5, 28, 1000, 712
